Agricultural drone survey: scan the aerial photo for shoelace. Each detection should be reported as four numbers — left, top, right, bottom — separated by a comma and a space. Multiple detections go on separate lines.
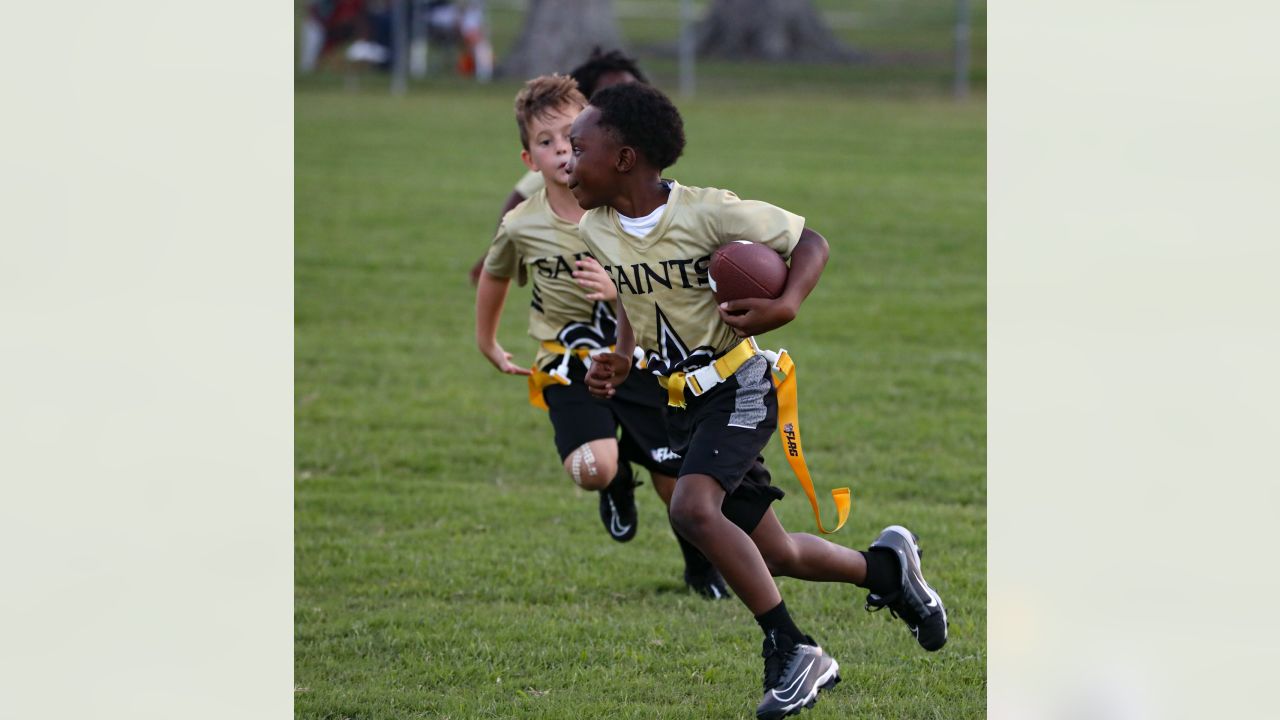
865, 601, 903, 621
870, 586, 921, 620
866, 591, 924, 628
865, 588, 902, 611
760, 632, 793, 689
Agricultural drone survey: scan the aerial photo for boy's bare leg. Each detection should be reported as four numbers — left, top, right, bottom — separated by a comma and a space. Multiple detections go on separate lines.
654, 471, 732, 599
561, 439, 618, 491
669, 473, 780, 614
749, 508, 868, 583
568, 441, 637, 543
650, 471, 676, 504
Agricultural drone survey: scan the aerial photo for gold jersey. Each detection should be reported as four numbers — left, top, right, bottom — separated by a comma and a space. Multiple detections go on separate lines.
484, 188, 615, 370
578, 181, 804, 375
513, 170, 545, 199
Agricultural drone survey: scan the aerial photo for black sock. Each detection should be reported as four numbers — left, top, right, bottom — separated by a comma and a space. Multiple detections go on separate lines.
605, 461, 633, 490
754, 601, 806, 645
859, 549, 901, 595
670, 517, 712, 574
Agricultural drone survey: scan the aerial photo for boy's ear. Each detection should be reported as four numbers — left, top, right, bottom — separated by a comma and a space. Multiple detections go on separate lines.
616, 146, 636, 173
520, 148, 536, 172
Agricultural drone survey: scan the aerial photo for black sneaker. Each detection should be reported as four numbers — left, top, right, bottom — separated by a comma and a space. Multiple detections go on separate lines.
673, 531, 732, 600
755, 631, 840, 720
683, 563, 733, 600
864, 525, 948, 651
598, 467, 638, 542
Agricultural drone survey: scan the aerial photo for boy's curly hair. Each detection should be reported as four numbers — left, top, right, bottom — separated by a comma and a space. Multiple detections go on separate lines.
514, 74, 587, 150
570, 47, 649, 99
589, 83, 685, 171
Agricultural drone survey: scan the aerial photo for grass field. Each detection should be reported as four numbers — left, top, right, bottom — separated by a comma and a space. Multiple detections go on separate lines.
295, 79, 986, 718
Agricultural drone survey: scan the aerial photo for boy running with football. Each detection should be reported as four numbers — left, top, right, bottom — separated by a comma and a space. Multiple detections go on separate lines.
567, 83, 949, 719
474, 75, 729, 599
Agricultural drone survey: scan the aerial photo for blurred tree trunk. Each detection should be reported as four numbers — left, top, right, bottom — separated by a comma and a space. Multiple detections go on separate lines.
695, 0, 860, 62
500, 0, 624, 80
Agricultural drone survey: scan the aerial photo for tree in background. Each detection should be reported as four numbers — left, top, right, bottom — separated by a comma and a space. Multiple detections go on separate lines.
500, 0, 624, 79
696, 0, 860, 62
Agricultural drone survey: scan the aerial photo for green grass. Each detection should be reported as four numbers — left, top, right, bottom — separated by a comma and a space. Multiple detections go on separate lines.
295, 83, 985, 718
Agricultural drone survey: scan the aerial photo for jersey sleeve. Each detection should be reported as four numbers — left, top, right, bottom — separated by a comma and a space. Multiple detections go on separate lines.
715, 190, 805, 259
513, 170, 545, 199
482, 221, 521, 279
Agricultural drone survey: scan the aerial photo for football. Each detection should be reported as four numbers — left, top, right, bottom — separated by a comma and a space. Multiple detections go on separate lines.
708, 241, 788, 303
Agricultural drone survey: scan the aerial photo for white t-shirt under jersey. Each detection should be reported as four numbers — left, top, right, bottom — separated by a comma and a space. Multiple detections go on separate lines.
618, 203, 667, 238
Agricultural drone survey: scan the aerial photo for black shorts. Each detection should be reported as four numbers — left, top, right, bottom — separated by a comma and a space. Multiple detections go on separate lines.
542, 359, 682, 478
667, 354, 786, 533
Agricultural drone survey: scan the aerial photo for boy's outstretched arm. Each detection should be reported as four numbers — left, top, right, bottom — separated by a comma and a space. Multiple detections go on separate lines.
475, 269, 532, 376
586, 298, 634, 399
718, 227, 829, 338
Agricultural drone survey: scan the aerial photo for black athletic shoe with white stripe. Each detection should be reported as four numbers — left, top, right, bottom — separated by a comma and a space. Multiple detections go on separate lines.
864, 525, 948, 651
683, 563, 732, 600
598, 469, 638, 542
755, 631, 840, 720
671, 526, 731, 599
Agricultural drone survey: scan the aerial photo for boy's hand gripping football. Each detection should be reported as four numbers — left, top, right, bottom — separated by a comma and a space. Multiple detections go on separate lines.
717, 230, 829, 338
586, 352, 630, 398
572, 257, 616, 301
717, 298, 798, 338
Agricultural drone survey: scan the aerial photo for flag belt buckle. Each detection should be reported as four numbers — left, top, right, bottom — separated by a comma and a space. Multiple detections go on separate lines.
659, 337, 783, 402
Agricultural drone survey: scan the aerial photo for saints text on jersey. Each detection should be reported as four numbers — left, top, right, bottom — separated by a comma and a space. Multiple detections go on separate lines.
530, 251, 596, 280
599, 256, 713, 295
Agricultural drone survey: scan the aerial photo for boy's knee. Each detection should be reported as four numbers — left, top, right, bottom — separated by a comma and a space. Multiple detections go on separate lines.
564, 443, 616, 490
760, 543, 798, 577
668, 495, 719, 540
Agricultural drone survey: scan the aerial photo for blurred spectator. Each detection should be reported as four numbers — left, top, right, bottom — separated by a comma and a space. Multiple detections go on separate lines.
415, 0, 492, 80
300, 0, 385, 72
301, 0, 490, 79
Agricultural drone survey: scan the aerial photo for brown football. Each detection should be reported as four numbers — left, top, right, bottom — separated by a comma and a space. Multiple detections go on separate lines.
709, 241, 788, 303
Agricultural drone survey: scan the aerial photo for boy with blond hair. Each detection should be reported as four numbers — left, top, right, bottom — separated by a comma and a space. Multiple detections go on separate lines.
475, 75, 729, 598
469, 48, 650, 285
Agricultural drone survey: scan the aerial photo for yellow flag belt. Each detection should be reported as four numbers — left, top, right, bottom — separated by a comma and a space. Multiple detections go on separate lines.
660, 340, 851, 534
767, 348, 851, 534
526, 341, 598, 411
